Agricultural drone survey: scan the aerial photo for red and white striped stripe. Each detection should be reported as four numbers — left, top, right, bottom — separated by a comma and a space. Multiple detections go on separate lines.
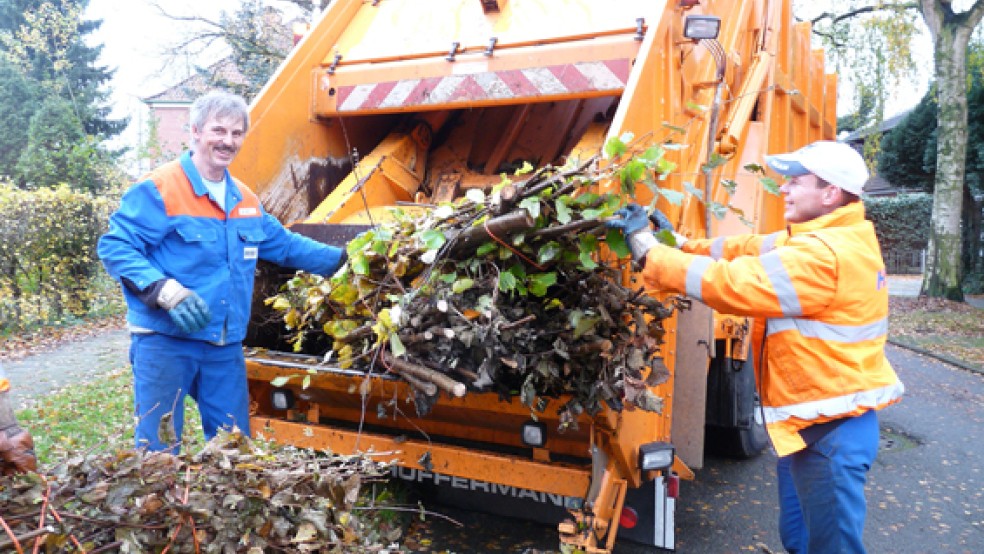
334, 59, 631, 112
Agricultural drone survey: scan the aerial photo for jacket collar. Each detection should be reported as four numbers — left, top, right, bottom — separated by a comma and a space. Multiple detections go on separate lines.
179, 151, 243, 207
788, 201, 866, 236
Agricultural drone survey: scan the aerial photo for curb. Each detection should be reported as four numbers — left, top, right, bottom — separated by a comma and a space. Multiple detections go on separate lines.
887, 338, 984, 376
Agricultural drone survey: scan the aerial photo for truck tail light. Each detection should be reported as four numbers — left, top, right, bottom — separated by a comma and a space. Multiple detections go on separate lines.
619, 506, 639, 529
271, 388, 295, 410
639, 441, 675, 471
667, 473, 680, 499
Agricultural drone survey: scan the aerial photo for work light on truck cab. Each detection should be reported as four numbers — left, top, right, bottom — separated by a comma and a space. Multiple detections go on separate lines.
639, 442, 675, 471
683, 15, 721, 40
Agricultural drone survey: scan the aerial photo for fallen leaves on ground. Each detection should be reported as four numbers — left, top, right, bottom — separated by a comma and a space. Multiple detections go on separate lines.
0, 314, 125, 362
0, 429, 401, 553
889, 296, 984, 369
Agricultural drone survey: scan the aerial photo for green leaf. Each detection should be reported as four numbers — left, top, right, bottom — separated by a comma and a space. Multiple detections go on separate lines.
452, 277, 475, 293
519, 196, 541, 219
538, 241, 563, 264
660, 188, 685, 206
708, 201, 729, 220
720, 178, 738, 196
760, 176, 781, 196
655, 157, 677, 177
527, 272, 558, 297
578, 251, 598, 270
605, 228, 631, 258
573, 314, 600, 338
389, 333, 406, 357
515, 161, 534, 175
581, 208, 605, 220
604, 135, 628, 159
555, 197, 573, 224
347, 232, 373, 254
476, 242, 498, 256
639, 145, 665, 168
620, 160, 646, 190
743, 162, 767, 174
439, 271, 458, 284
350, 252, 370, 275
271, 376, 291, 387
498, 271, 518, 293
419, 229, 447, 250
686, 101, 709, 112
702, 152, 729, 172
684, 181, 704, 202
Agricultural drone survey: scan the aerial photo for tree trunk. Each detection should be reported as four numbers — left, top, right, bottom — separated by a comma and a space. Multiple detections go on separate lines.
918, 0, 984, 300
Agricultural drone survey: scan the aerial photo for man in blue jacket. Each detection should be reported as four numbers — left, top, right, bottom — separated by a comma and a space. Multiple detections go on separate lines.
99, 91, 346, 452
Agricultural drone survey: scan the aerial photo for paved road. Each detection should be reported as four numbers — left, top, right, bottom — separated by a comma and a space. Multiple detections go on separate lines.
2, 328, 129, 410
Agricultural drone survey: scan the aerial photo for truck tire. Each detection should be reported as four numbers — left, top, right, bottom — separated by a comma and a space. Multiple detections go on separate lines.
704, 346, 769, 459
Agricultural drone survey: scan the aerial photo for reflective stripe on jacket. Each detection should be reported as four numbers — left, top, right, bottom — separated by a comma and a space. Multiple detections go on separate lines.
641, 202, 903, 456
98, 151, 344, 344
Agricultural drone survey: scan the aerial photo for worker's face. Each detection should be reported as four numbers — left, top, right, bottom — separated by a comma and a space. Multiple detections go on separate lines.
190, 113, 246, 180
779, 173, 833, 223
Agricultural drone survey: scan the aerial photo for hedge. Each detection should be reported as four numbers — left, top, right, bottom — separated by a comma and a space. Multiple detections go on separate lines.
0, 182, 121, 333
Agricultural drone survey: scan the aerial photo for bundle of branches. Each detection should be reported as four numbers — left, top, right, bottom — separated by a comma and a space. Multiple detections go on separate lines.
0, 430, 398, 553
268, 152, 685, 429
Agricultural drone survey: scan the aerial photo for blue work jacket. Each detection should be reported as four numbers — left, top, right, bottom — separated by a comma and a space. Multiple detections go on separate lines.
98, 151, 344, 343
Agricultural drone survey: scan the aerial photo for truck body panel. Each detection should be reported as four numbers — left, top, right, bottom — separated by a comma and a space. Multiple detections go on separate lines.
232, 1, 836, 550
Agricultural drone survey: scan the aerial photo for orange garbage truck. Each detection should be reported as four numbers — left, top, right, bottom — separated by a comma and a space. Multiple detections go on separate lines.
233, 0, 837, 550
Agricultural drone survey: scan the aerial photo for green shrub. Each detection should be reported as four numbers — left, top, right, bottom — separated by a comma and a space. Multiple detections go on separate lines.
863, 193, 933, 253
0, 182, 120, 333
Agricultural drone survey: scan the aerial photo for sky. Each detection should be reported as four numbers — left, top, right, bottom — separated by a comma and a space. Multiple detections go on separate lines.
83, 0, 243, 168
83, 0, 933, 168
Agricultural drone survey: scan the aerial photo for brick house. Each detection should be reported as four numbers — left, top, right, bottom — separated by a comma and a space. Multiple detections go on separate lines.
140, 58, 247, 166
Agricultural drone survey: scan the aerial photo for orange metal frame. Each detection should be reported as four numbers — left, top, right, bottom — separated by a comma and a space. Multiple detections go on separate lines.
235, 0, 838, 551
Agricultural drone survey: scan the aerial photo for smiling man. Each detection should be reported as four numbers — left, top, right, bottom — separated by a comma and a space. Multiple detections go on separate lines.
98, 91, 347, 453
607, 141, 904, 553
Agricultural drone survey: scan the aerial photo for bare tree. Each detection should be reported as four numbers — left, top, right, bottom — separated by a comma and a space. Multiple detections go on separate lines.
804, 0, 984, 301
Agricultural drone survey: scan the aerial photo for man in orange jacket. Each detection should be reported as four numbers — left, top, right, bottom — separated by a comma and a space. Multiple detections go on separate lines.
609, 141, 904, 553
0, 367, 37, 475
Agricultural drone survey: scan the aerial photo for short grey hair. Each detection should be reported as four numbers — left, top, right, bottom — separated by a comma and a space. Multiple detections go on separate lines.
189, 90, 250, 135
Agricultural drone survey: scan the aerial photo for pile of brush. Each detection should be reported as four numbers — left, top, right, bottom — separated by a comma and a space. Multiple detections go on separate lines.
268, 156, 684, 429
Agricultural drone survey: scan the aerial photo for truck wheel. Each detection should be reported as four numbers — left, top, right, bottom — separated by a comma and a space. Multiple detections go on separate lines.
704, 348, 769, 459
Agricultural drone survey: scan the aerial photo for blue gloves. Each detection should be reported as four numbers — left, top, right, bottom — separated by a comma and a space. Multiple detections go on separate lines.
608, 204, 661, 262
609, 204, 651, 235
156, 279, 212, 334
167, 293, 211, 334
649, 208, 674, 233
608, 204, 686, 262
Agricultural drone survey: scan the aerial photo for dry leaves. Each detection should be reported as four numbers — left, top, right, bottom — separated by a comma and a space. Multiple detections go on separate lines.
0, 429, 399, 553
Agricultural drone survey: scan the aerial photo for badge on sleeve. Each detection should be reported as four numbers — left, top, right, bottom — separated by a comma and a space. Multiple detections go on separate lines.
244, 247, 258, 260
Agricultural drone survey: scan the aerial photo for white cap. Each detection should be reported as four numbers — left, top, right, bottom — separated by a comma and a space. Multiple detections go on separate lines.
764, 141, 869, 196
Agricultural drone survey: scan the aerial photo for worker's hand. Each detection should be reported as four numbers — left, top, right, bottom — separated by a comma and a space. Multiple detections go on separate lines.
609, 204, 651, 235
608, 204, 659, 262
648, 208, 688, 248
0, 427, 37, 475
649, 208, 673, 233
156, 279, 211, 334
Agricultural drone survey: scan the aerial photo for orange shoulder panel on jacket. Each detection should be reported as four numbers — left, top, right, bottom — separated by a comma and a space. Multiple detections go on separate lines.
149, 161, 225, 219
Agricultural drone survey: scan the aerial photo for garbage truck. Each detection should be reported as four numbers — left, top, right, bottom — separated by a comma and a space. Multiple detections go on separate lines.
233, 0, 837, 550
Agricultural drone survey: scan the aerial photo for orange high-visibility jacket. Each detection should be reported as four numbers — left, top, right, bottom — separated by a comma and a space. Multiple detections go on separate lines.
641, 201, 904, 456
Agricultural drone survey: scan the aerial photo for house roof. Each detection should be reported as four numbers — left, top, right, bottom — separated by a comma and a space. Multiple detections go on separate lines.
142, 58, 247, 105
842, 110, 912, 143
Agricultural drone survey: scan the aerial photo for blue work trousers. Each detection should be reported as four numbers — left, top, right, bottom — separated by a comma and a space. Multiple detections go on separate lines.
777, 409, 879, 554
129, 333, 250, 452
